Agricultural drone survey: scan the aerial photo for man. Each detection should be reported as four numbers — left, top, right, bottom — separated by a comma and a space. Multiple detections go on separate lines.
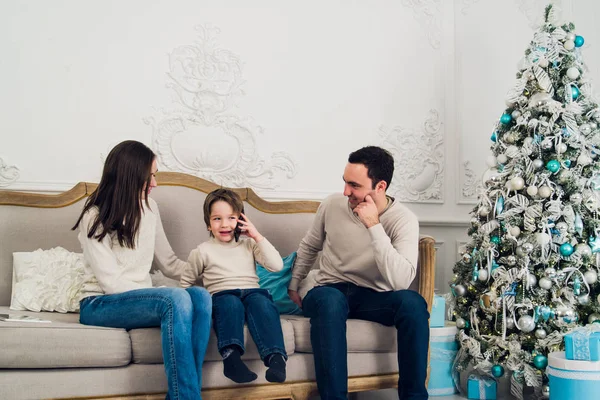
288, 146, 429, 400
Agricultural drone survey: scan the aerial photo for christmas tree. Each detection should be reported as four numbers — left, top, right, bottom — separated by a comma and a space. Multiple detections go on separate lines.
451, 4, 600, 399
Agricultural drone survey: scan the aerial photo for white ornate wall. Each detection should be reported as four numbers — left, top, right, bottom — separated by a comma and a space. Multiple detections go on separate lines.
1, 1, 600, 300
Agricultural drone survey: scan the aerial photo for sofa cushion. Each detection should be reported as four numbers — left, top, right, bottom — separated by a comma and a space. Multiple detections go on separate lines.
0, 306, 131, 368
129, 318, 295, 363
283, 315, 397, 353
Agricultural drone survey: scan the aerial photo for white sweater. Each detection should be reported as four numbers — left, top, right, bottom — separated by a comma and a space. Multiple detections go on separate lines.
181, 237, 283, 295
289, 193, 419, 292
78, 198, 189, 297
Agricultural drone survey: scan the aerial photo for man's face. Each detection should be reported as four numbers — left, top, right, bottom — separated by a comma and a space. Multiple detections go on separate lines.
343, 163, 376, 210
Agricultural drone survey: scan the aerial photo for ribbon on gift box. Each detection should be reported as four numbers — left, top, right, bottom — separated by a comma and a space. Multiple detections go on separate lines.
430, 348, 458, 362
566, 324, 600, 360
468, 374, 495, 400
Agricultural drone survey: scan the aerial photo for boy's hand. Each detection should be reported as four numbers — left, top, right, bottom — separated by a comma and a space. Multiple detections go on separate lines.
288, 290, 302, 308
238, 213, 263, 242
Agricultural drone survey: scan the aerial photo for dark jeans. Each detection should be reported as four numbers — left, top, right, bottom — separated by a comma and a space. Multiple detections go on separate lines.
303, 282, 430, 400
212, 288, 287, 364
80, 287, 212, 400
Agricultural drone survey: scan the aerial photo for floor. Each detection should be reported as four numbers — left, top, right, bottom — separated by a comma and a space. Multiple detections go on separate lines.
309, 390, 466, 399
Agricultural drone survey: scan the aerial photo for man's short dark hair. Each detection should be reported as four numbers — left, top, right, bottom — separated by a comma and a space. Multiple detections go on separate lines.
348, 146, 394, 190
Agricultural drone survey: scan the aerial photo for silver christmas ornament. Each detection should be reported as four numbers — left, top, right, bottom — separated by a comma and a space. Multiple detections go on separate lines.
506, 256, 517, 266
478, 269, 489, 281
535, 328, 547, 339
512, 110, 521, 119
522, 243, 534, 253
539, 277, 553, 290
456, 318, 467, 329
575, 243, 592, 257
527, 274, 537, 287
533, 159, 544, 169
584, 270, 598, 284
506, 318, 515, 329
517, 315, 536, 332
544, 268, 556, 276
455, 285, 466, 297
542, 385, 550, 399
581, 124, 592, 135
588, 313, 600, 324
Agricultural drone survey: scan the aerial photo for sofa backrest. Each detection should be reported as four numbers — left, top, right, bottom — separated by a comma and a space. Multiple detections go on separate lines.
0, 172, 422, 307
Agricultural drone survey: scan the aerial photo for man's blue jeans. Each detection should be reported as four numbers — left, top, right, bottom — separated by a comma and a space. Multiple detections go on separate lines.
212, 288, 287, 363
303, 283, 430, 400
80, 287, 212, 400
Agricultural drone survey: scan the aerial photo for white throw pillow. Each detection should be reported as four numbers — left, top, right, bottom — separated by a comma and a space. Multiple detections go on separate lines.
11, 247, 87, 313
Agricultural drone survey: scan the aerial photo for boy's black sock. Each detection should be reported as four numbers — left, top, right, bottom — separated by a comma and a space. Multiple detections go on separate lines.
265, 353, 286, 383
222, 347, 257, 383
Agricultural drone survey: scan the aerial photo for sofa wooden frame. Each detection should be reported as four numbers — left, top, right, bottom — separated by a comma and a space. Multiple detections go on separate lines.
0, 171, 436, 400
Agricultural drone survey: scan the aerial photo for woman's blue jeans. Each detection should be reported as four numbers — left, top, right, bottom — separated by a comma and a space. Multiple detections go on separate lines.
212, 288, 287, 364
80, 287, 212, 400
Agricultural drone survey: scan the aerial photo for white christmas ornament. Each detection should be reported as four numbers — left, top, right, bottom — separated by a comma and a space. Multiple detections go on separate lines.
533, 159, 544, 169
567, 67, 580, 80
527, 274, 537, 287
538, 186, 552, 198
511, 177, 525, 190
538, 57, 549, 68
479, 206, 490, 217
478, 269, 489, 281
486, 155, 498, 167
589, 313, 600, 324
539, 277, 553, 290
564, 40, 575, 50
497, 154, 508, 164
509, 226, 521, 237
566, 32, 576, 41
527, 186, 538, 196
556, 143, 568, 153
575, 243, 592, 257
584, 270, 598, 284
517, 315, 536, 332
524, 137, 534, 146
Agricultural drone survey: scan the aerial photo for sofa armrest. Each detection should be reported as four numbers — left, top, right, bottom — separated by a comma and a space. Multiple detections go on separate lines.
417, 236, 436, 313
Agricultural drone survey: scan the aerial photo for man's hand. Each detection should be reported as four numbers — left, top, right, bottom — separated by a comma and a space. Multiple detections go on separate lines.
288, 289, 302, 308
353, 195, 380, 228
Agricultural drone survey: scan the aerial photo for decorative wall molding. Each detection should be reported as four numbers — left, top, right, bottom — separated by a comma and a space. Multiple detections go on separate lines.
460, 0, 481, 15
401, 0, 442, 49
0, 158, 20, 187
460, 160, 481, 204
146, 24, 297, 190
378, 109, 444, 203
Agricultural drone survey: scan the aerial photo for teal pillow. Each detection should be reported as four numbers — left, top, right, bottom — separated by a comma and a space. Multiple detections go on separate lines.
256, 252, 302, 315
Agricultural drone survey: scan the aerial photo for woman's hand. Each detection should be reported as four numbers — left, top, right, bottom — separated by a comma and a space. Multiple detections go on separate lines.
238, 213, 263, 242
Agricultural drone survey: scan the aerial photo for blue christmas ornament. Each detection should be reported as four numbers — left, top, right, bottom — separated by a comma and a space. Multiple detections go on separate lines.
496, 195, 505, 215
563, 159, 571, 168
472, 263, 479, 282
540, 306, 552, 321
533, 354, 548, 369
573, 276, 581, 295
589, 236, 600, 253
560, 243, 574, 256
491, 131, 498, 142
546, 160, 561, 173
572, 86, 581, 100
491, 365, 505, 378
575, 35, 585, 47
500, 113, 512, 124
490, 235, 501, 245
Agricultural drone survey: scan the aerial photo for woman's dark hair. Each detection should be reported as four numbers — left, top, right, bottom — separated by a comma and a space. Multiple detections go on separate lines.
203, 189, 244, 236
72, 140, 156, 249
348, 146, 394, 190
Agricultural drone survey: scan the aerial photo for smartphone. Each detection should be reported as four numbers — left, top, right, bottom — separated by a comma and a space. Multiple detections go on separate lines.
234, 213, 245, 242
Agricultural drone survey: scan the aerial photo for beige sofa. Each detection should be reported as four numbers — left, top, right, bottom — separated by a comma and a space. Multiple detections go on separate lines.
0, 172, 435, 400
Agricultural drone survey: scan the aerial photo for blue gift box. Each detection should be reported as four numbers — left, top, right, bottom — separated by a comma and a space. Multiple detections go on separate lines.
564, 326, 600, 361
547, 351, 600, 400
429, 294, 445, 328
427, 324, 458, 396
467, 375, 496, 400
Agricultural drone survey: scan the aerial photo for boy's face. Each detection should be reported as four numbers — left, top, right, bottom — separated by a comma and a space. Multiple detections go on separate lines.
209, 200, 241, 242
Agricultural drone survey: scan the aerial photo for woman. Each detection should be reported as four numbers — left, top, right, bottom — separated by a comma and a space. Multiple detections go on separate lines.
73, 140, 211, 400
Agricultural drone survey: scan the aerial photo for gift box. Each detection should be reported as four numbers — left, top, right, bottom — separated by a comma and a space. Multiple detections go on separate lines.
564, 325, 600, 361
429, 294, 446, 328
467, 375, 496, 400
547, 351, 600, 400
427, 323, 458, 396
